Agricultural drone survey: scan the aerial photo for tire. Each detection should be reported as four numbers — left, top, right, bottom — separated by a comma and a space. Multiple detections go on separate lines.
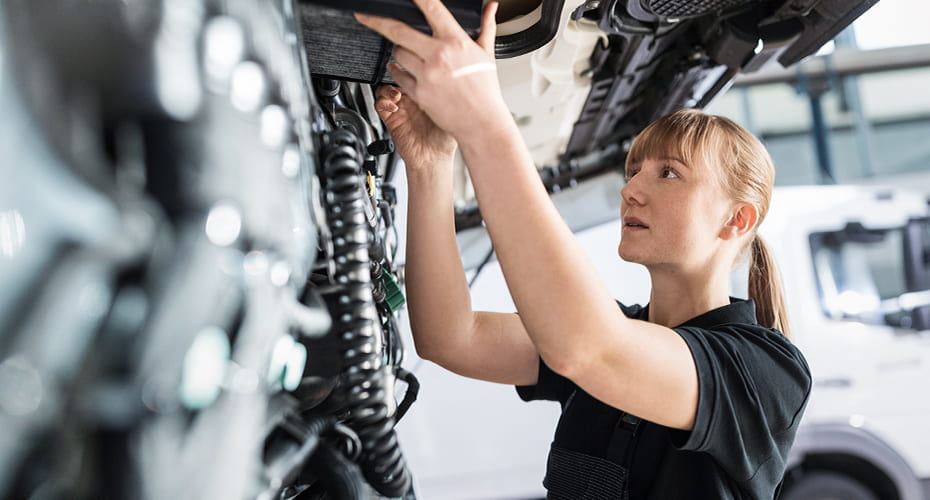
780, 471, 878, 500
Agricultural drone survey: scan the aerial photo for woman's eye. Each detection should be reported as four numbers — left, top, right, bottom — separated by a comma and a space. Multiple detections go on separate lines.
661, 166, 678, 178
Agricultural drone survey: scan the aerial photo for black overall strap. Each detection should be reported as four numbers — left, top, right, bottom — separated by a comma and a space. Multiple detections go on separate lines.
544, 391, 642, 500
607, 411, 642, 470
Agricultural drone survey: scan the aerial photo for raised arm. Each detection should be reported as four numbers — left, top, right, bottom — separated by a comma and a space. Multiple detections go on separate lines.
374, 82, 538, 386
358, 0, 701, 430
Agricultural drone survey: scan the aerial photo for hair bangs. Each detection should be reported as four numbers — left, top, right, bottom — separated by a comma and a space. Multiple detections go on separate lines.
624, 109, 725, 179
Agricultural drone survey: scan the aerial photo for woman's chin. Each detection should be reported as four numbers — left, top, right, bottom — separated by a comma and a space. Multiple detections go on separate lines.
617, 245, 642, 264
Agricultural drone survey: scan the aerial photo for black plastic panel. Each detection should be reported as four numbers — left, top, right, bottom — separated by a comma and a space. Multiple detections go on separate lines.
298, 0, 483, 83
301, 0, 483, 33
777, 0, 879, 66
646, 0, 747, 19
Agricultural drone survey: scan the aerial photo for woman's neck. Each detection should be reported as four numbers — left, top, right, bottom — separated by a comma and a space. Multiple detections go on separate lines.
646, 266, 733, 328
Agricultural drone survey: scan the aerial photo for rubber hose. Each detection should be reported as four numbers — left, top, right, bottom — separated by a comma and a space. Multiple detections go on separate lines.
319, 129, 412, 497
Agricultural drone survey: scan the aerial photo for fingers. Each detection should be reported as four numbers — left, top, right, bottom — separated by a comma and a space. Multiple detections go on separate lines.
374, 87, 400, 118
376, 84, 402, 104
375, 101, 398, 121
410, 0, 460, 37
477, 2, 498, 55
355, 13, 436, 57
374, 85, 402, 118
387, 62, 418, 98
393, 46, 424, 77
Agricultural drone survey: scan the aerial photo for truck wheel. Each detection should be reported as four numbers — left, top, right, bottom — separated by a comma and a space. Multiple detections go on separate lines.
781, 471, 878, 500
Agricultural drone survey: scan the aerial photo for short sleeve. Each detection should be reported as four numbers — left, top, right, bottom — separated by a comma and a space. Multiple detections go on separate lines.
516, 358, 574, 403
673, 325, 811, 486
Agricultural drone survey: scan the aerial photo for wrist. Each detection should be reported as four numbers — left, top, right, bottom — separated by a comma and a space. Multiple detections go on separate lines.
446, 94, 515, 149
404, 153, 455, 172
456, 110, 521, 159
405, 158, 454, 184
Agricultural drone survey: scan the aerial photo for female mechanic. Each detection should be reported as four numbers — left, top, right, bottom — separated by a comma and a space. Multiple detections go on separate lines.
356, 2, 811, 498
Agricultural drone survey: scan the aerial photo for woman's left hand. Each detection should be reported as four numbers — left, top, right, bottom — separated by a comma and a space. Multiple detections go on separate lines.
355, 1, 511, 148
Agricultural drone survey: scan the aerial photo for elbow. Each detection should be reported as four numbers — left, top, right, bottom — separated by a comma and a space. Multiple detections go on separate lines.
540, 346, 589, 381
406, 314, 441, 362
410, 311, 476, 366
409, 323, 456, 365
410, 327, 441, 362
413, 339, 440, 363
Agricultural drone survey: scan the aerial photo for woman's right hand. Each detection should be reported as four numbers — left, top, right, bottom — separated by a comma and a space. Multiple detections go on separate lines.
375, 84, 456, 172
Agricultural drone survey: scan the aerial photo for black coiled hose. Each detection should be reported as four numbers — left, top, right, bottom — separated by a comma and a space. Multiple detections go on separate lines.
319, 129, 412, 497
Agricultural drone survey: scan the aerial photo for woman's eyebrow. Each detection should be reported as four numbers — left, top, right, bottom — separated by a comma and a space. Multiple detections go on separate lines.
657, 156, 689, 169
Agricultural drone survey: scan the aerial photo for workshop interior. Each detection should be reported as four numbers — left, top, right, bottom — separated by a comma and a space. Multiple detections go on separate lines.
3, 0, 930, 499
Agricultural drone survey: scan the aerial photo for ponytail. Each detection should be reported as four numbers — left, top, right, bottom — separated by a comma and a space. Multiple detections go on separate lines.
748, 234, 790, 337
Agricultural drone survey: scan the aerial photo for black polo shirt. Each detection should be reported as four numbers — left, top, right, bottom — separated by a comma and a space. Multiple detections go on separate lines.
516, 299, 811, 500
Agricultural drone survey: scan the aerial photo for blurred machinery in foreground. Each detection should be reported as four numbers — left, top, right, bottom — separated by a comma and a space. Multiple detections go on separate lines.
0, 1, 417, 498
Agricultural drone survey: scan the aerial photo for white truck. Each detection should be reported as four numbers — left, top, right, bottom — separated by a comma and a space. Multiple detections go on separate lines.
396, 183, 930, 500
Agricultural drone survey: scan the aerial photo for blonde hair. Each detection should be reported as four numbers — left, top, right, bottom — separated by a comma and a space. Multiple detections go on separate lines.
624, 108, 790, 336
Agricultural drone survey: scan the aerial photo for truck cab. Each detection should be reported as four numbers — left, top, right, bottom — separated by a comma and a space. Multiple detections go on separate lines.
767, 186, 930, 500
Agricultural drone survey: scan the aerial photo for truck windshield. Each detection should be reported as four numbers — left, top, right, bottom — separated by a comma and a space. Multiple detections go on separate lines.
810, 219, 930, 330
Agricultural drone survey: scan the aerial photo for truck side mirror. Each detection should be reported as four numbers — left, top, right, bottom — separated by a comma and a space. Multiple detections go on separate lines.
838, 222, 887, 244
904, 218, 930, 293
910, 305, 930, 332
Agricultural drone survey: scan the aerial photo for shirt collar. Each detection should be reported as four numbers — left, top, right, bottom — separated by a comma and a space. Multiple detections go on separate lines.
639, 298, 759, 329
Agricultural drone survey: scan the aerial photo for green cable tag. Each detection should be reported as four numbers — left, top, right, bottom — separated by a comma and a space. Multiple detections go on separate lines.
380, 268, 406, 312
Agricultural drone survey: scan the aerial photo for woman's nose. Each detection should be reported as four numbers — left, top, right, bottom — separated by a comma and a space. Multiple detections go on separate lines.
621, 176, 644, 206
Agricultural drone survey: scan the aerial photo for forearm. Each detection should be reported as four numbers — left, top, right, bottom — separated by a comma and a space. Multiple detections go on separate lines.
456, 119, 627, 373
404, 159, 477, 361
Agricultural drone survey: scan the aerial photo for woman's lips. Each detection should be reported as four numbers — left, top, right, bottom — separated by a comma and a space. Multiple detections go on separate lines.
623, 216, 649, 229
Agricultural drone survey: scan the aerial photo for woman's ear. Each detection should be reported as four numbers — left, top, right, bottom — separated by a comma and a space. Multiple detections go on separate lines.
720, 202, 758, 240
